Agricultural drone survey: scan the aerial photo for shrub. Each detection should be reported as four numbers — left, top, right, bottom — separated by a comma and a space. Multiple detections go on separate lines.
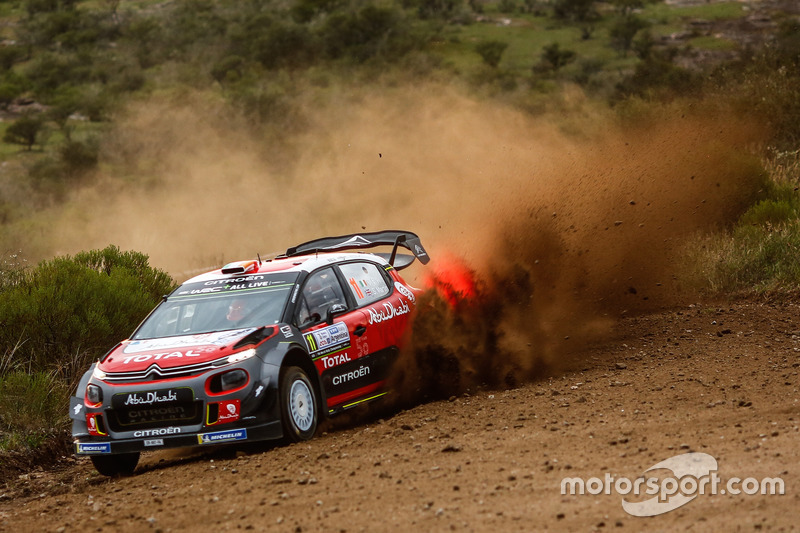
418, 0, 463, 20
60, 139, 99, 175
0, 246, 174, 383
320, 5, 412, 63
3, 115, 43, 151
252, 23, 316, 69
737, 198, 798, 228
475, 40, 508, 68
694, 222, 800, 295
552, 0, 597, 22
683, 173, 800, 296
609, 14, 649, 56
497, 0, 517, 14
534, 42, 577, 75
0, 45, 24, 72
0, 371, 68, 436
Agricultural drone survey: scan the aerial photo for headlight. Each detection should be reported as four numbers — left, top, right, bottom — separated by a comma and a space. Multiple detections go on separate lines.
92, 365, 106, 380
86, 384, 103, 406
227, 348, 256, 364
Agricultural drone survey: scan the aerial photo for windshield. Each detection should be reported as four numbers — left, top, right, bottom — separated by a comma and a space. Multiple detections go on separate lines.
133, 272, 298, 340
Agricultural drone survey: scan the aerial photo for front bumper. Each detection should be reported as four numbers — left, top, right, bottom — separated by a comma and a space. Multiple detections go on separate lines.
71, 358, 283, 455
73, 419, 284, 455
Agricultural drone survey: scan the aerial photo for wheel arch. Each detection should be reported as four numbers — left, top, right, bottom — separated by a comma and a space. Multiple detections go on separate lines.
279, 348, 327, 419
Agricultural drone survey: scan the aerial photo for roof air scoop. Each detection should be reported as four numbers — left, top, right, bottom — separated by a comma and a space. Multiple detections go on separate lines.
221, 260, 259, 275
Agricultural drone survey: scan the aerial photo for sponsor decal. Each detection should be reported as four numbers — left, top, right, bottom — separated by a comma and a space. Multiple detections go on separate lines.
133, 427, 181, 438
124, 389, 178, 406
111, 387, 194, 413
126, 406, 187, 420
202, 275, 265, 286
123, 329, 256, 355
367, 300, 411, 324
328, 236, 372, 249
291, 284, 300, 304
175, 276, 294, 296
208, 399, 241, 425
144, 439, 164, 447
349, 277, 365, 299
280, 325, 294, 338
198, 428, 247, 445
321, 352, 351, 369
305, 322, 350, 356
77, 442, 111, 454
332, 365, 370, 386
113, 388, 196, 425
394, 282, 416, 303
219, 400, 240, 422
121, 349, 203, 364
73, 403, 83, 416
86, 414, 107, 436
254, 385, 264, 397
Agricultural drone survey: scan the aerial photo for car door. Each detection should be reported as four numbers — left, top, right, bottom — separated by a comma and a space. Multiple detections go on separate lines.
332, 261, 409, 405
295, 267, 377, 413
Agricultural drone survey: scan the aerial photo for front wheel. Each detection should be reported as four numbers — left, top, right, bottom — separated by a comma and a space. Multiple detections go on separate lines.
90, 452, 140, 477
279, 366, 318, 442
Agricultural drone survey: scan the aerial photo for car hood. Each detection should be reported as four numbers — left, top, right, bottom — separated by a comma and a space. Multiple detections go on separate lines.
98, 328, 259, 373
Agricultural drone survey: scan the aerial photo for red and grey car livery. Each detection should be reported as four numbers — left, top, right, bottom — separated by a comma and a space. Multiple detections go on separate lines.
70, 230, 429, 476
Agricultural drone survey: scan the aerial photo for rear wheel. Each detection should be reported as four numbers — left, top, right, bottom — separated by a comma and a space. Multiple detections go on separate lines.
90, 452, 140, 477
279, 366, 318, 442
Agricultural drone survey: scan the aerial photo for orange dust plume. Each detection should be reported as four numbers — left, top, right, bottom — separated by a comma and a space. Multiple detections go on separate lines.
45, 84, 766, 400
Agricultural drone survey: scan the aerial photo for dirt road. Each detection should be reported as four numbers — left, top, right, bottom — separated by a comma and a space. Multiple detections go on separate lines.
1, 301, 798, 531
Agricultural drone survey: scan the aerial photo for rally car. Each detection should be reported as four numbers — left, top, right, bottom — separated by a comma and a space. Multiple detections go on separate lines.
70, 230, 429, 476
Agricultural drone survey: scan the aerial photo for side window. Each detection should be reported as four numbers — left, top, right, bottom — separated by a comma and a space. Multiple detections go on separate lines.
296, 268, 346, 327
339, 262, 390, 307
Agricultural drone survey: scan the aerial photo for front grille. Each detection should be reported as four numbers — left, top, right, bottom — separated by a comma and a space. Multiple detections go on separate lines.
102, 356, 231, 383
107, 387, 203, 431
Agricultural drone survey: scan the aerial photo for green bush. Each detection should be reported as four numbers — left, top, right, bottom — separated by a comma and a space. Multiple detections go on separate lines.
475, 40, 508, 68
535, 42, 576, 74
0, 371, 68, 437
497, 0, 517, 14
0, 246, 175, 383
3, 115, 44, 151
60, 139, 99, 175
698, 222, 800, 295
684, 175, 800, 296
737, 198, 799, 228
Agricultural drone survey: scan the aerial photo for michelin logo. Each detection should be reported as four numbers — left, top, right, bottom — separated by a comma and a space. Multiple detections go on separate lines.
77, 442, 111, 454
197, 428, 247, 445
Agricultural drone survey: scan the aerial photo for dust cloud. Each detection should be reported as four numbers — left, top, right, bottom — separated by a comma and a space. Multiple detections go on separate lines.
49, 84, 765, 397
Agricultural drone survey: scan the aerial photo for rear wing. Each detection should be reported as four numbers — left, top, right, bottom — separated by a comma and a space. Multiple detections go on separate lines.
282, 230, 430, 269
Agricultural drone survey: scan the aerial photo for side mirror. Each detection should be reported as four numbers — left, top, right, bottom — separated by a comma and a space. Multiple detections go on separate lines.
326, 303, 347, 324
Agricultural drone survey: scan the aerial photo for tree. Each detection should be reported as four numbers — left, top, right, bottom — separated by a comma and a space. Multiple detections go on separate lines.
552, 0, 597, 23
633, 28, 656, 60
46, 86, 81, 140
475, 40, 509, 68
418, 0, 463, 20
3, 115, 43, 150
535, 42, 576, 73
609, 14, 648, 56
610, 0, 644, 16
60, 139, 98, 175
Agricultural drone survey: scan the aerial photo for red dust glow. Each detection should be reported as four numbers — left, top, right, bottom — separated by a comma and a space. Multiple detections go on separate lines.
422, 252, 479, 308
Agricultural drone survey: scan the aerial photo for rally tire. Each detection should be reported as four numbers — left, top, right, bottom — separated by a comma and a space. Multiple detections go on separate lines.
279, 366, 318, 442
90, 452, 140, 477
